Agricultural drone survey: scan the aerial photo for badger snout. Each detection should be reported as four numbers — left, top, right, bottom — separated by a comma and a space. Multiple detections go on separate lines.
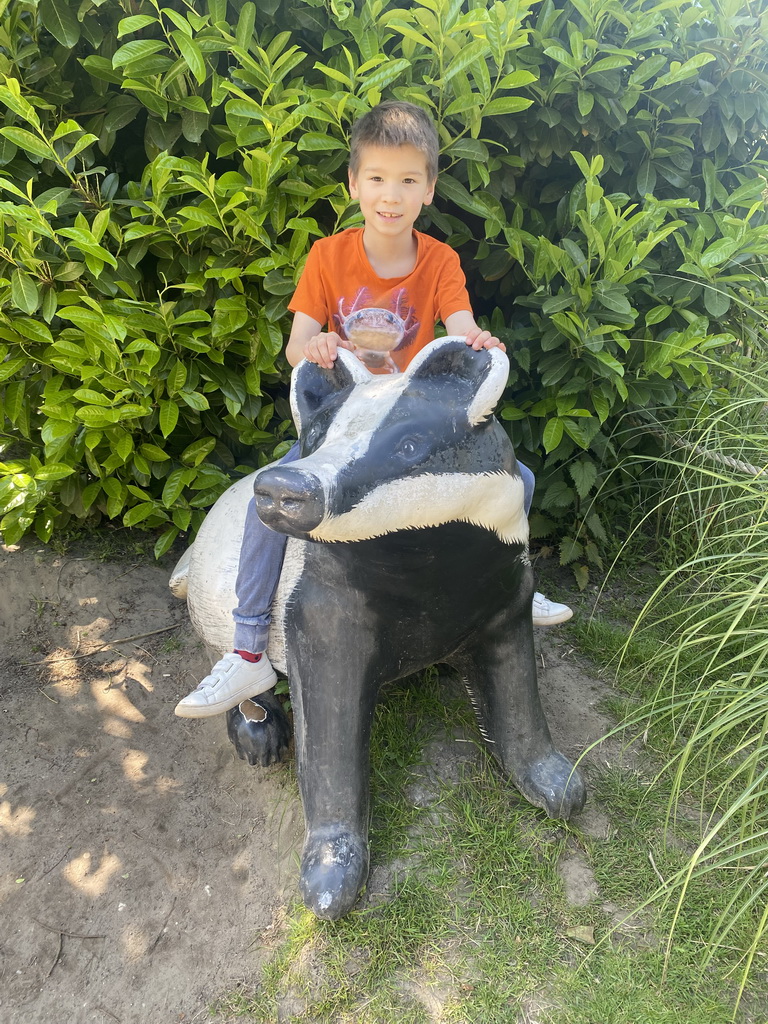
254, 467, 326, 535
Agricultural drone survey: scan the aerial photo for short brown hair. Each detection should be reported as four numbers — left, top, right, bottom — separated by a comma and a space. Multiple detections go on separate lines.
349, 101, 439, 182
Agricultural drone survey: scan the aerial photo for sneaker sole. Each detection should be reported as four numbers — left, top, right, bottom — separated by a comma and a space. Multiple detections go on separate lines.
174, 667, 278, 718
532, 608, 573, 627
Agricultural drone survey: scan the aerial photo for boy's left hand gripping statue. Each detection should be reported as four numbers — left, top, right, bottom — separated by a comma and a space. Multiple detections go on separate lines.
171, 338, 586, 920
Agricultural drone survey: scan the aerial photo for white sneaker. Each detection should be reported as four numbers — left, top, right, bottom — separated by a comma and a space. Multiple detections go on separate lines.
532, 592, 573, 627
174, 652, 278, 718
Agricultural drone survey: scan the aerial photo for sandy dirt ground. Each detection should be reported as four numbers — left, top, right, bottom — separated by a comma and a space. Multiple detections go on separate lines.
0, 541, 614, 1024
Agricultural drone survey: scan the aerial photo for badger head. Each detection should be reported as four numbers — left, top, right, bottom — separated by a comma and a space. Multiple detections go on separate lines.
254, 337, 527, 545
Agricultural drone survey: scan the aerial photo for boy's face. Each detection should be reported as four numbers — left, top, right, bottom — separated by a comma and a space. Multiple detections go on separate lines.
349, 144, 435, 242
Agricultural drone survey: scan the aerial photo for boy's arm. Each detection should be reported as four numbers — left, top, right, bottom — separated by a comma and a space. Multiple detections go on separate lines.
444, 310, 506, 352
285, 311, 354, 368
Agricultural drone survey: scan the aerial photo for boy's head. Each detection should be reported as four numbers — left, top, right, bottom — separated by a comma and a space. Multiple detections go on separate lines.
350, 102, 439, 183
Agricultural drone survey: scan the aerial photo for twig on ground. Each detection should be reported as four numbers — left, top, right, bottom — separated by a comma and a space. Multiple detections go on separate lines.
112, 564, 141, 583
147, 897, 176, 955
95, 1007, 122, 1023
38, 688, 58, 703
21, 624, 182, 666
35, 915, 106, 981
31, 917, 106, 940
46, 930, 63, 979
37, 847, 71, 881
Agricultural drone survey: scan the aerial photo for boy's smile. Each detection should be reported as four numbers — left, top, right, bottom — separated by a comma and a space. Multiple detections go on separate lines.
349, 143, 435, 245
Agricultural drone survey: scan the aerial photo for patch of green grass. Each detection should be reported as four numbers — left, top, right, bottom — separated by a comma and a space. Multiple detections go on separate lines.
219, 669, 764, 1024
554, 948, 738, 1024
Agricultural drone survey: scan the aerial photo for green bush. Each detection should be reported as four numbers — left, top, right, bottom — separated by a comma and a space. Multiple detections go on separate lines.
1, 0, 767, 568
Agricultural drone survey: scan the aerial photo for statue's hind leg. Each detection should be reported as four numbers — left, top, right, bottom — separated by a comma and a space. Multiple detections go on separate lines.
452, 611, 586, 820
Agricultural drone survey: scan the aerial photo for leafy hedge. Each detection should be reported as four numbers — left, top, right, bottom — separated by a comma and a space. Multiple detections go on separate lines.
1, 0, 767, 574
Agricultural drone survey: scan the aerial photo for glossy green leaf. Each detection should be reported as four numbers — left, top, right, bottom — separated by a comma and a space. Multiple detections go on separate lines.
652, 53, 716, 90
154, 526, 180, 558
117, 15, 158, 37
11, 270, 39, 314
542, 417, 564, 452
482, 96, 533, 117
645, 304, 672, 326
699, 237, 739, 269
297, 133, 346, 152
123, 501, 156, 527
113, 40, 167, 69
181, 438, 216, 466
158, 401, 180, 438
35, 464, 75, 481
544, 46, 581, 71
40, 0, 80, 48
173, 32, 206, 85
140, 444, 170, 462
0, 127, 51, 160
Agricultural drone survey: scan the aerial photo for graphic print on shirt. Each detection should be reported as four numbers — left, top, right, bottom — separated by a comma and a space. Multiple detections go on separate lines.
333, 287, 419, 373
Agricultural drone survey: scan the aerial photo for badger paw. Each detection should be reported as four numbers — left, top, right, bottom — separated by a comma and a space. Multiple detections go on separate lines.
226, 690, 292, 767
299, 827, 369, 920
515, 751, 587, 820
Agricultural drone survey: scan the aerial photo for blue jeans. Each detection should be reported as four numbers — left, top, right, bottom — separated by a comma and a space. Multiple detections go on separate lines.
233, 443, 535, 653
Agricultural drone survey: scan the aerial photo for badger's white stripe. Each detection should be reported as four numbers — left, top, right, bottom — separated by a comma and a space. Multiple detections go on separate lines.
319, 373, 406, 457
308, 471, 528, 546
267, 536, 306, 676
284, 371, 416, 490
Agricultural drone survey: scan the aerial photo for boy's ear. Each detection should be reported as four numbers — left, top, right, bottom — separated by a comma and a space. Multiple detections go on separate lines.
424, 178, 436, 206
348, 167, 359, 199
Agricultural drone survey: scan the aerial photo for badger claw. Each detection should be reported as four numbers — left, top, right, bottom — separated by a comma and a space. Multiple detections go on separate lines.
226, 690, 292, 767
299, 827, 369, 920
515, 751, 586, 820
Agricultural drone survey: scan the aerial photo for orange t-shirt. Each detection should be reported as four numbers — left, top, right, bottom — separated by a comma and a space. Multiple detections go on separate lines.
288, 228, 471, 372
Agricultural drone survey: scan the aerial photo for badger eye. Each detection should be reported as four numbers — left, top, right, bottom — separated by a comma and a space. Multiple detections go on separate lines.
303, 423, 322, 449
395, 435, 424, 461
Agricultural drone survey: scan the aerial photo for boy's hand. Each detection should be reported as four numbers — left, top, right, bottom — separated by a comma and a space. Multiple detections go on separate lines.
464, 326, 506, 352
304, 331, 354, 369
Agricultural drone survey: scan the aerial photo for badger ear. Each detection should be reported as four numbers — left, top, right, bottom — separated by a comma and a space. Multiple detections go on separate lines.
404, 337, 509, 425
290, 348, 372, 433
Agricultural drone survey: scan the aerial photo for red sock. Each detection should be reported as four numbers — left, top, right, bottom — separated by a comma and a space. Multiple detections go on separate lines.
235, 649, 262, 663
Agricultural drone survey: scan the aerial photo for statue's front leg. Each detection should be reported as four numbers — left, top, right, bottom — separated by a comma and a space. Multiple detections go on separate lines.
289, 631, 381, 920
453, 605, 586, 820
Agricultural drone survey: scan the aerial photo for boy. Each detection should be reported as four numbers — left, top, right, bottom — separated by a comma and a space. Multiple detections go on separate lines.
175, 102, 572, 719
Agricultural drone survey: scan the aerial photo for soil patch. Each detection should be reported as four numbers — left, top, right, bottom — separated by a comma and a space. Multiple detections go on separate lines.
0, 542, 303, 1024
0, 541, 621, 1023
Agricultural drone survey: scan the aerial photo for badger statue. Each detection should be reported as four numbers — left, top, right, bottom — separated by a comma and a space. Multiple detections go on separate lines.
171, 337, 586, 920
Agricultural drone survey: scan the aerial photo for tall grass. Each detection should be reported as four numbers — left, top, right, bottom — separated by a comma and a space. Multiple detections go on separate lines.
608, 359, 768, 1013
